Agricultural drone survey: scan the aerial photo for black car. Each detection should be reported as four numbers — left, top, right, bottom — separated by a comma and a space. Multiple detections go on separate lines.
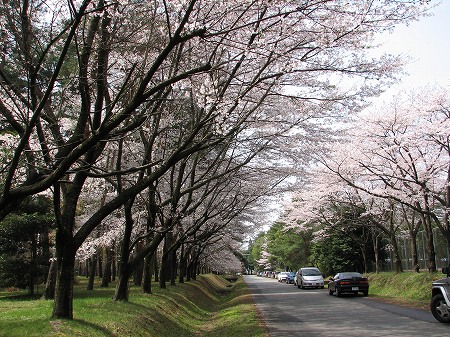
328, 272, 369, 297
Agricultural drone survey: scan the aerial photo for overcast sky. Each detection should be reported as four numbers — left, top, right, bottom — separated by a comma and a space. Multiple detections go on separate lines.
376, 0, 450, 99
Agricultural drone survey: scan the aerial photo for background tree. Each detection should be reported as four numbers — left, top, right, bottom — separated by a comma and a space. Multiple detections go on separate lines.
0, 195, 54, 294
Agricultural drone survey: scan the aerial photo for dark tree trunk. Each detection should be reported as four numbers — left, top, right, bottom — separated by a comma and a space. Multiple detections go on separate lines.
42, 259, 57, 299
141, 254, 153, 294
186, 261, 192, 282
191, 259, 198, 280
159, 253, 168, 289
114, 266, 131, 301
101, 247, 112, 287
418, 200, 437, 272
134, 249, 144, 286
52, 247, 76, 319
97, 250, 103, 278
52, 180, 79, 319
170, 248, 177, 286
87, 254, 97, 290
410, 231, 420, 272
113, 201, 134, 301
142, 183, 157, 293
178, 244, 186, 284
153, 252, 159, 283
29, 233, 37, 295
112, 245, 116, 281
388, 231, 403, 273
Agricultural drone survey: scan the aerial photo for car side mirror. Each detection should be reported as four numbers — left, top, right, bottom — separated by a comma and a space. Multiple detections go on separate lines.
443, 267, 450, 276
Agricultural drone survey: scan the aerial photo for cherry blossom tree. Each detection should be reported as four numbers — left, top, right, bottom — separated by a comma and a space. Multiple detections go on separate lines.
1, 0, 431, 319
284, 87, 449, 273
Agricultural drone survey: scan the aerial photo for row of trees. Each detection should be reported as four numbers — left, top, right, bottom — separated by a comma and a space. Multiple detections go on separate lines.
260, 88, 449, 275
247, 218, 379, 277
0, 0, 430, 319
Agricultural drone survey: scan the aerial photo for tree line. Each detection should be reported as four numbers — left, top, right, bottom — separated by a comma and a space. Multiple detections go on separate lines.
0, 0, 431, 320
275, 89, 450, 276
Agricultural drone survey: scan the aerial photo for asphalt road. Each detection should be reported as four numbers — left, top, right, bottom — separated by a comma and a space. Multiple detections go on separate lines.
243, 275, 449, 337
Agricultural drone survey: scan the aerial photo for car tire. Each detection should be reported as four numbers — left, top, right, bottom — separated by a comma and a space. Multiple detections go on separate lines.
363, 291, 368, 297
336, 287, 341, 297
431, 293, 450, 323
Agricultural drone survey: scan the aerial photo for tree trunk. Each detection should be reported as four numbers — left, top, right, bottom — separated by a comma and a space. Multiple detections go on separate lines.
112, 245, 116, 281
372, 230, 381, 273
178, 244, 186, 284
114, 266, 131, 301
52, 248, 76, 319
170, 248, 177, 286
389, 232, 403, 273
153, 252, 159, 283
159, 253, 168, 289
418, 201, 437, 272
445, 166, 450, 263
97, 250, 103, 278
29, 233, 37, 295
87, 254, 97, 290
113, 201, 134, 301
100, 247, 111, 287
410, 231, 420, 272
141, 254, 153, 294
42, 259, 57, 300
134, 258, 143, 286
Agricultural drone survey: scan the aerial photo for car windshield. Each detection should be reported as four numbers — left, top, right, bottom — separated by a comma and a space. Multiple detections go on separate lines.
303, 269, 321, 276
280, 272, 289, 275
339, 272, 363, 279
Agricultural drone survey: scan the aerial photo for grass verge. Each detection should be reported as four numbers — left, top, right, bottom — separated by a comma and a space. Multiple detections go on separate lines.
0, 275, 267, 337
366, 271, 442, 310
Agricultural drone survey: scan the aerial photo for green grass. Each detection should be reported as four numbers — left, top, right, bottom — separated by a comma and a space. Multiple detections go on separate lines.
366, 271, 441, 309
0, 275, 267, 337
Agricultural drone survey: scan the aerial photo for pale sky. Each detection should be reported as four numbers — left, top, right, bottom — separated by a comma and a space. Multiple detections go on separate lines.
377, 0, 450, 98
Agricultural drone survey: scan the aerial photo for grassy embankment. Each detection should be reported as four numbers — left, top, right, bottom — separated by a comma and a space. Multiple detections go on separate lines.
0, 271, 443, 336
366, 271, 441, 310
0, 275, 267, 337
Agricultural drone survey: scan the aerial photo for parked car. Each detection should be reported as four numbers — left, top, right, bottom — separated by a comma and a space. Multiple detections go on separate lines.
328, 272, 369, 297
286, 271, 296, 284
277, 271, 290, 282
295, 267, 324, 289
431, 266, 450, 323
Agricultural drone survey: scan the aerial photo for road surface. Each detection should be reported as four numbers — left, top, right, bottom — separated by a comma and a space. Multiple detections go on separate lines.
244, 275, 449, 337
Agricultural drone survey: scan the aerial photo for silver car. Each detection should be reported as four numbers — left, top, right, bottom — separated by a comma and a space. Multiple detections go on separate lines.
295, 267, 324, 289
431, 266, 450, 323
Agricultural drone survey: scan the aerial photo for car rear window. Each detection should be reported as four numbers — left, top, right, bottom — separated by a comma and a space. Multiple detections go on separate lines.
339, 272, 363, 279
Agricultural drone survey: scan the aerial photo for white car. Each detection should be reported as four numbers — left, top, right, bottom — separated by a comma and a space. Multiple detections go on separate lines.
277, 271, 290, 282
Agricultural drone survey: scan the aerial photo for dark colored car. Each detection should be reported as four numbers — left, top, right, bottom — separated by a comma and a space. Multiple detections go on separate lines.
328, 272, 369, 297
